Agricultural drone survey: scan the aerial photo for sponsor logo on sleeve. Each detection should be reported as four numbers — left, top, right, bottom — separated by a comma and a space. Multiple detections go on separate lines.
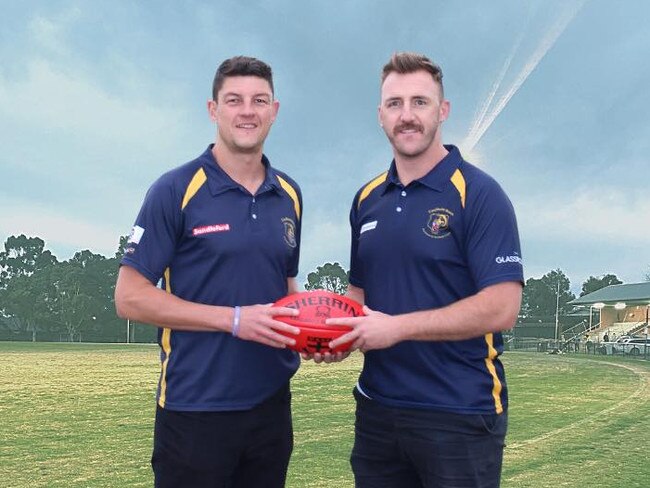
495, 252, 523, 265
192, 224, 230, 236
127, 225, 145, 244
360, 220, 378, 234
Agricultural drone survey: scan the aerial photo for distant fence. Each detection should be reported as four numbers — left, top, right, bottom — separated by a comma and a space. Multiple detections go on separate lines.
506, 336, 650, 360
0, 322, 157, 343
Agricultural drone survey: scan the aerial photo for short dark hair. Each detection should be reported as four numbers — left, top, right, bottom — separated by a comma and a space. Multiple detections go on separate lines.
212, 56, 274, 100
381, 52, 444, 97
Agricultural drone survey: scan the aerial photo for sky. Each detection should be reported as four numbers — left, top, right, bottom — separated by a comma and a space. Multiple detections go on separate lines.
1, 0, 648, 293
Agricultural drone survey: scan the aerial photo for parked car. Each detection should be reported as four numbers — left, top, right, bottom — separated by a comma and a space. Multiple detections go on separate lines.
597, 336, 649, 356
612, 337, 650, 356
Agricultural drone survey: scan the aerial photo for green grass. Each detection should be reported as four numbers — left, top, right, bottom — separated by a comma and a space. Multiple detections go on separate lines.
1, 343, 648, 487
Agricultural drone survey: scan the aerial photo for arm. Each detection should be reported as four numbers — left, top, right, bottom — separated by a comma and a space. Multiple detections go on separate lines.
287, 277, 299, 295
115, 265, 300, 348
345, 283, 365, 305
329, 281, 522, 352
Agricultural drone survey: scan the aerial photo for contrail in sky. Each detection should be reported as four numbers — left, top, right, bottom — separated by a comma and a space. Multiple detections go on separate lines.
463, 0, 590, 152
465, 27, 526, 149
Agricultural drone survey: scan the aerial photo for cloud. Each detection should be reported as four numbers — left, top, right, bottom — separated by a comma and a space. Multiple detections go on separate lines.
28, 7, 81, 55
0, 59, 183, 148
518, 187, 650, 243
299, 216, 351, 282
0, 199, 122, 258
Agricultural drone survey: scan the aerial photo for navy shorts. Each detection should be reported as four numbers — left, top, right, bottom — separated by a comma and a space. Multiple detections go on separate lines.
152, 383, 293, 488
351, 388, 507, 488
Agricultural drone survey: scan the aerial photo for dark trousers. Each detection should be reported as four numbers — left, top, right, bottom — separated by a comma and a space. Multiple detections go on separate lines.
152, 384, 293, 488
351, 388, 507, 488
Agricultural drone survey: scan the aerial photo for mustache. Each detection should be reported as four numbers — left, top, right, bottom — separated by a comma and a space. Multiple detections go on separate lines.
393, 123, 423, 134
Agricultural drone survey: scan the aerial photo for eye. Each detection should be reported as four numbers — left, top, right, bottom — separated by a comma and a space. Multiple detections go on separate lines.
386, 100, 401, 108
225, 97, 241, 105
413, 98, 428, 107
254, 97, 270, 105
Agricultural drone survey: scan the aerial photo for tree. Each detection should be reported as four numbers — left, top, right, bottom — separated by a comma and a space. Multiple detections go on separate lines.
0, 235, 57, 288
304, 262, 349, 294
0, 235, 59, 340
521, 268, 575, 318
114, 235, 129, 260
50, 250, 119, 342
0, 270, 55, 341
580, 274, 622, 297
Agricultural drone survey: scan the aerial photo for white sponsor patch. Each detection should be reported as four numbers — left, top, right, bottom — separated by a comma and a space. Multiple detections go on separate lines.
360, 220, 378, 234
192, 223, 230, 236
128, 225, 145, 244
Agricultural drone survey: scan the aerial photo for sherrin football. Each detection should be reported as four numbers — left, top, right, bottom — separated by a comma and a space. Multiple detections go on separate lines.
273, 290, 363, 354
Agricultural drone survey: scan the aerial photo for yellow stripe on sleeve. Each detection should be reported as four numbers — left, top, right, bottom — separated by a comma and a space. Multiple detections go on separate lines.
276, 176, 301, 220
484, 333, 504, 414
357, 171, 388, 209
181, 168, 207, 210
450, 169, 466, 209
157, 267, 173, 409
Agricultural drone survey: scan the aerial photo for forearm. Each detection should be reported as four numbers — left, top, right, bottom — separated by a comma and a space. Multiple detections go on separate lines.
398, 282, 522, 342
115, 266, 233, 333
287, 277, 299, 295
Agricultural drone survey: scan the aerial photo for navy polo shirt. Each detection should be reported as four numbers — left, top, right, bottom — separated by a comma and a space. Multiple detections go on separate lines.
121, 145, 301, 411
349, 145, 523, 414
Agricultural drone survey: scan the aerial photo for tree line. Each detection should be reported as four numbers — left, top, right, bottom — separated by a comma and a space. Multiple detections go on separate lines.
0, 234, 643, 342
0, 234, 146, 342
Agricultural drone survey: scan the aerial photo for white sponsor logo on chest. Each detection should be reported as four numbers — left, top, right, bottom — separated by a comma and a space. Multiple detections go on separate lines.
360, 220, 378, 234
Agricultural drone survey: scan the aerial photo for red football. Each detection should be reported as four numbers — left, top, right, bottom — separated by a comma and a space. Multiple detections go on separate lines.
273, 290, 363, 354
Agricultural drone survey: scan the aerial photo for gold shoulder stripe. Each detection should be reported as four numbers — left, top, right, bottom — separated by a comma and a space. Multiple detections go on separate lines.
450, 169, 466, 208
276, 176, 301, 220
357, 171, 388, 209
158, 267, 173, 409
181, 168, 207, 210
484, 333, 504, 414
451, 169, 465, 208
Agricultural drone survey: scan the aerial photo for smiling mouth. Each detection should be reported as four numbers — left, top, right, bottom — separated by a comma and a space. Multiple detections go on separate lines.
395, 125, 422, 135
236, 123, 258, 129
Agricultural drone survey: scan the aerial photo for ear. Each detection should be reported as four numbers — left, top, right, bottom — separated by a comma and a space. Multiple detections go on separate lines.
207, 99, 217, 122
377, 105, 384, 127
439, 99, 450, 122
271, 99, 280, 123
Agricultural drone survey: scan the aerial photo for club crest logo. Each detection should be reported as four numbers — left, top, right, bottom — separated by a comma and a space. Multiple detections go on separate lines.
422, 208, 453, 239
282, 217, 297, 248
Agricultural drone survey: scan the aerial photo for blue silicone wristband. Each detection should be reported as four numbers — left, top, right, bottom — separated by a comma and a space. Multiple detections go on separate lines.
231, 306, 241, 337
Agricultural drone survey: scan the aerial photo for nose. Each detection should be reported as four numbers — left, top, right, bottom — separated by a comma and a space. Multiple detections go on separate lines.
399, 105, 415, 122
239, 100, 255, 117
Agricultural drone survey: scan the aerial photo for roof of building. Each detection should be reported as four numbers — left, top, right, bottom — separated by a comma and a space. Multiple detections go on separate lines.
569, 282, 650, 306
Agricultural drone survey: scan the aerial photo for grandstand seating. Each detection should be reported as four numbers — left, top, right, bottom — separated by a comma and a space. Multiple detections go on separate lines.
595, 322, 646, 341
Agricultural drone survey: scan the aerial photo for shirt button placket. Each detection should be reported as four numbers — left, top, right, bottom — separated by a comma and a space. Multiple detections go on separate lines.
396, 189, 406, 214
251, 197, 258, 221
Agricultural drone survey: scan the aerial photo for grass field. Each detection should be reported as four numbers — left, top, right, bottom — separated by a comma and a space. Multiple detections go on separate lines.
1, 342, 648, 487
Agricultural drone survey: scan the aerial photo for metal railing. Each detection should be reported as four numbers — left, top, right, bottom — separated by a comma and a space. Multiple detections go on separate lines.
505, 336, 650, 360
